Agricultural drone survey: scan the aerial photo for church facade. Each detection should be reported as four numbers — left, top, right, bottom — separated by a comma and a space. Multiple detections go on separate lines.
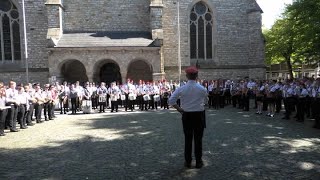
0, 0, 265, 84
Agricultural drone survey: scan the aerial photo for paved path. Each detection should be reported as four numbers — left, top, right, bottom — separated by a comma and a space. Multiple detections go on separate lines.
0, 106, 319, 180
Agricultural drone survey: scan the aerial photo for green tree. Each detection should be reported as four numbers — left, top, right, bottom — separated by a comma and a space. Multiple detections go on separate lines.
264, 0, 320, 79
286, 0, 320, 63
264, 18, 296, 79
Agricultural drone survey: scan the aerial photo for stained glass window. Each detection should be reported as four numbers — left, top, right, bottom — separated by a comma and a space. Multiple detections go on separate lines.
0, 0, 21, 62
190, 2, 213, 60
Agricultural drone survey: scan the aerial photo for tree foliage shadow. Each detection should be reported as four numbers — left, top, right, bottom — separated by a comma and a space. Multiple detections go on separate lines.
0, 108, 319, 179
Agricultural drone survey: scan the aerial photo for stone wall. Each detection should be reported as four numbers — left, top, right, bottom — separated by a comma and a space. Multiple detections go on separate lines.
19, 0, 49, 68
0, 71, 49, 85
165, 66, 266, 81
63, 0, 151, 32
162, 0, 265, 75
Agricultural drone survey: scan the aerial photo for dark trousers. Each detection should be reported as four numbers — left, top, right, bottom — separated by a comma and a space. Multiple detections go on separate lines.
6, 104, 18, 130
91, 96, 98, 109
242, 95, 250, 111
275, 96, 282, 113
34, 103, 43, 122
208, 94, 213, 108
284, 97, 294, 119
17, 104, 27, 128
182, 111, 205, 163
71, 98, 77, 114
43, 102, 52, 120
0, 109, 8, 134
99, 102, 106, 112
297, 98, 305, 121
60, 99, 68, 114
314, 98, 320, 128
50, 102, 55, 118
232, 95, 237, 107
111, 101, 118, 112
149, 95, 155, 109
137, 95, 144, 110
26, 103, 34, 124
162, 98, 169, 109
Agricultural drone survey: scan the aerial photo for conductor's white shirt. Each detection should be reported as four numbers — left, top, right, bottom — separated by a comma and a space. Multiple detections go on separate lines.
168, 80, 208, 112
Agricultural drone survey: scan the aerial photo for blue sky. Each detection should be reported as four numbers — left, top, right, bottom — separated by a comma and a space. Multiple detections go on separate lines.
256, 0, 293, 28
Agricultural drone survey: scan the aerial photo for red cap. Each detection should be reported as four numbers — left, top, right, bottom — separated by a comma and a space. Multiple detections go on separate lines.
185, 66, 198, 74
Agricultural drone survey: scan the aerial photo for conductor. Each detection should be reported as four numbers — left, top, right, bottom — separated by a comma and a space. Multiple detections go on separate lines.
168, 66, 208, 169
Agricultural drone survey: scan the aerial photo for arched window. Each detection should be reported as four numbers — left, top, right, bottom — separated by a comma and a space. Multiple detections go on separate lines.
190, 1, 213, 60
0, 0, 21, 62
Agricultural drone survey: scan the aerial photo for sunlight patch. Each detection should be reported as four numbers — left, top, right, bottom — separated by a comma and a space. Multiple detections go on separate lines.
298, 162, 315, 170
238, 171, 254, 177
138, 131, 152, 135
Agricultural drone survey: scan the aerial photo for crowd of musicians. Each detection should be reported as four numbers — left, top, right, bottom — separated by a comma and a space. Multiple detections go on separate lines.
1, 77, 320, 136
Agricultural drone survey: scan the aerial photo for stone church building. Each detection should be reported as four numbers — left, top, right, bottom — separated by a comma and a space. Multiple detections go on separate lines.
0, 0, 265, 84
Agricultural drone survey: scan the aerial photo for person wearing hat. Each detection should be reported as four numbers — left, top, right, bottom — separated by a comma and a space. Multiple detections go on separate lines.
168, 66, 208, 169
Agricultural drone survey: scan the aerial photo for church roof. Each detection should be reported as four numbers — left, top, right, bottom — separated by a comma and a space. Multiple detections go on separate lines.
56, 31, 155, 48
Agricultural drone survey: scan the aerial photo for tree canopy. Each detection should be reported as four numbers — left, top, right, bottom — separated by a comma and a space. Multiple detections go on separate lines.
263, 0, 320, 79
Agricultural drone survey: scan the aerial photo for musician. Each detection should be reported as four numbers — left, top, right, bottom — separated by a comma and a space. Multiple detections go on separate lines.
42, 84, 53, 121
127, 80, 136, 111
150, 81, 160, 110
296, 83, 308, 122
109, 82, 120, 113
122, 79, 130, 112
255, 81, 265, 114
313, 81, 320, 129
97, 82, 107, 113
69, 84, 78, 114
208, 81, 214, 108
142, 82, 151, 111
24, 85, 35, 126
75, 81, 83, 111
33, 83, 44, 123
0, 82, 8, 136
224, 80, 232, 105
230, 81, 239, 108
82, 82, 92, 114
50, 85, 58, 118
59, 85, 69, 114
90, 82, 98, 110
242, 86, 250, 111
136, 80, 144, 111
17, 86, 28, 129
5, 81, 19, 132
161, 81, 171, 110
282, 82, 295, 120
168, 66, 208, 169
266, 81, 277, 117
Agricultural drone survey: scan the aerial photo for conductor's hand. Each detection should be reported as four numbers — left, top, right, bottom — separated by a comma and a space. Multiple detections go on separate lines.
172, 104, 184, 115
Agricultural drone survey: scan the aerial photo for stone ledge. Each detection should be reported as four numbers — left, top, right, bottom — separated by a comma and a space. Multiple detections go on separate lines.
150, 0, 164, 7
165, 65, 266, 70
45, 0, 64, 9
0, 68, 49, 73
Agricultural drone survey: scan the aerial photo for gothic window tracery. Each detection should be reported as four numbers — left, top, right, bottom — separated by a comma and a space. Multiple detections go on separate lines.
0, 0, 21, 62
190, 1, 213, 60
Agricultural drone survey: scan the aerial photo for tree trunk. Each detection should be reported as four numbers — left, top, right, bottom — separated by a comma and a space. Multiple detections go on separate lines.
285, 56, 294, 79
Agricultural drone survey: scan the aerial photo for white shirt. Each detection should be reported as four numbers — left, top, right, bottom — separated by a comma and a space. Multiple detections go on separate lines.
168, 80, 208, 112
6, 88, 18, 103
